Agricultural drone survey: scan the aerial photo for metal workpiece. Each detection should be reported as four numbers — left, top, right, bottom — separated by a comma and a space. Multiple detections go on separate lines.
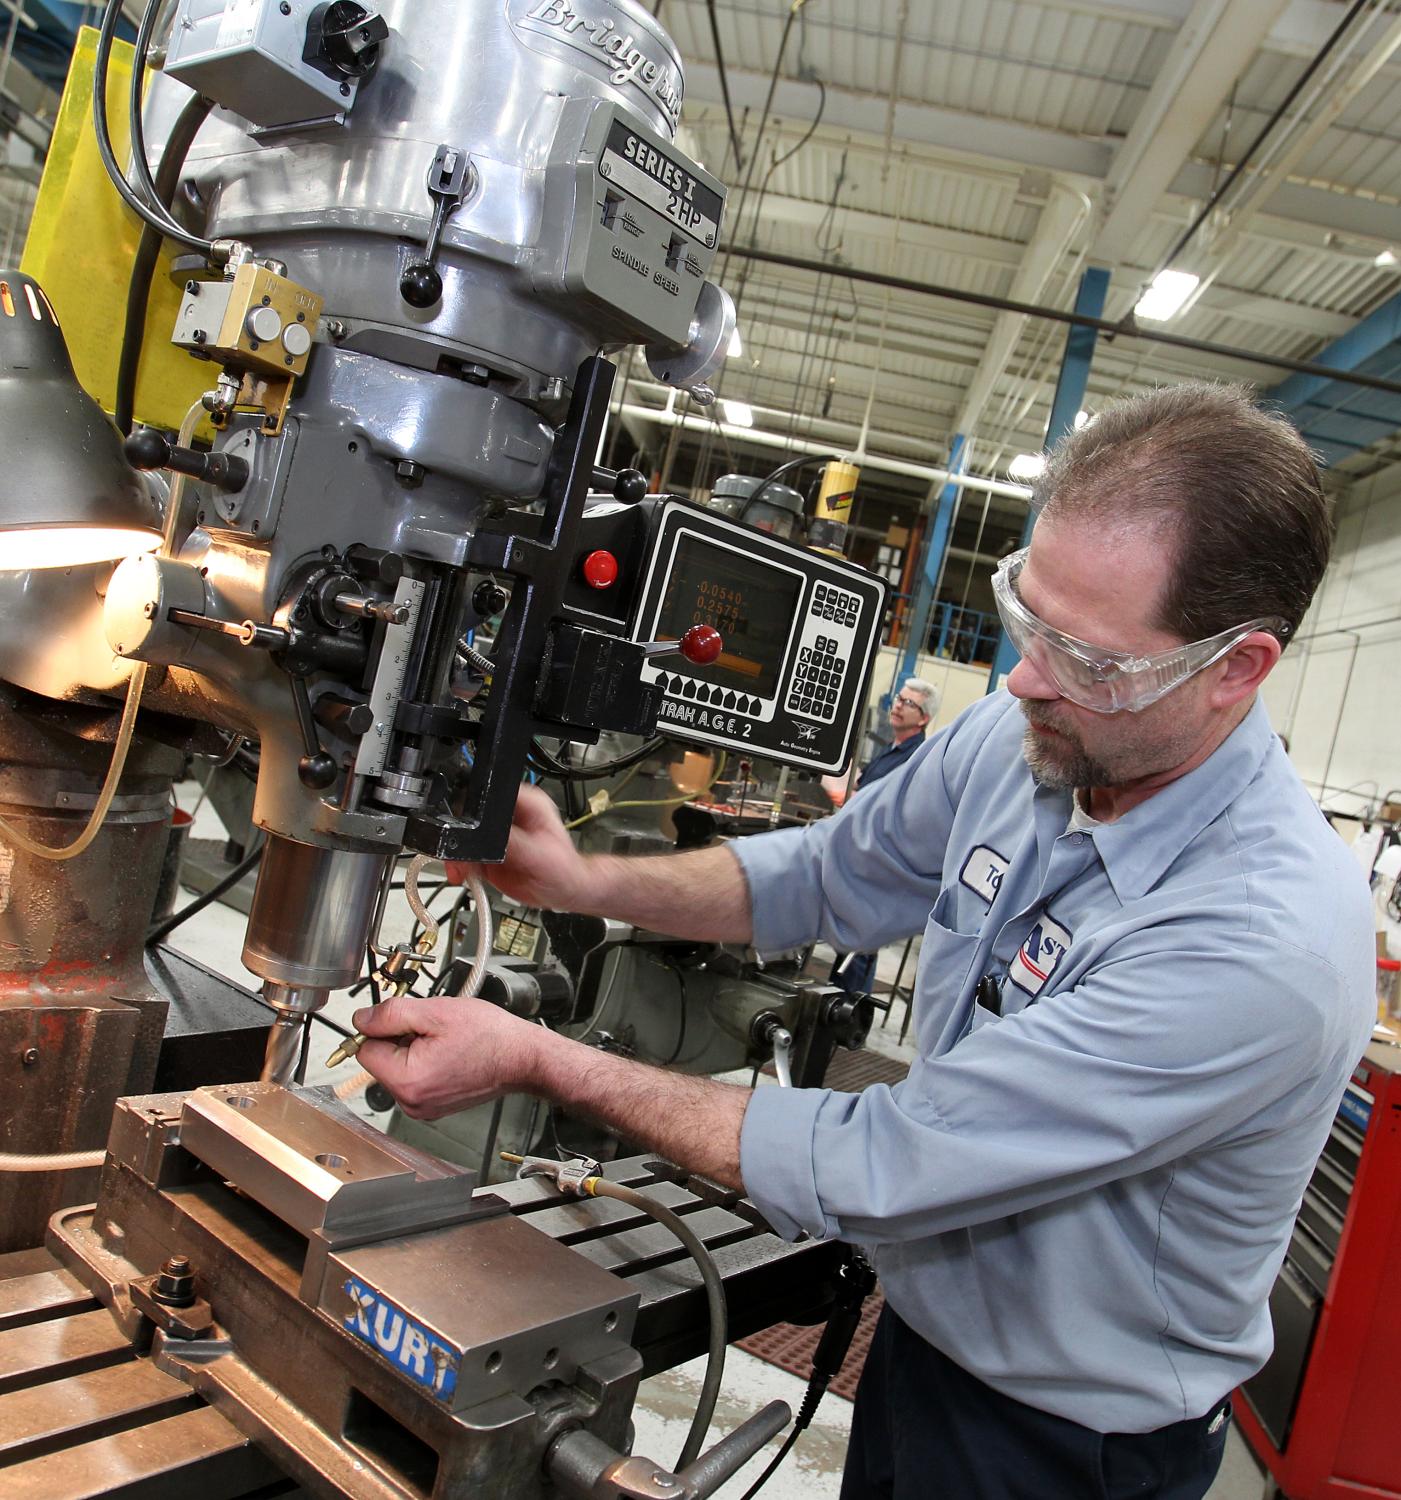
241, 833, 391, 990
177, 1084, 482, 1248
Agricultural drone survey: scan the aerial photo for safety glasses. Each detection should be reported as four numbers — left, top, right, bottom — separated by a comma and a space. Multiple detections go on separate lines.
991, 548, 1286, 714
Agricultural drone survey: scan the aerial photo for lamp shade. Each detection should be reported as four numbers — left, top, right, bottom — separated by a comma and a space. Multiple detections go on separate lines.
0, 271, 160, 569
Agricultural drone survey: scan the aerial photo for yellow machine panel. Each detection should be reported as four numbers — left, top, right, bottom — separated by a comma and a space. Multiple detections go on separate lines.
20, 27, 208, 431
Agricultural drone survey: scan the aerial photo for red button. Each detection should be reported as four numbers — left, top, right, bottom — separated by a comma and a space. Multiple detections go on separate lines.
680, 624, 723, 665
582, 550, 619, 589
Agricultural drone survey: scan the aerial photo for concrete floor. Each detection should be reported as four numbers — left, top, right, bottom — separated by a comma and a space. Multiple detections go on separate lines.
162, 785, 1274, 1497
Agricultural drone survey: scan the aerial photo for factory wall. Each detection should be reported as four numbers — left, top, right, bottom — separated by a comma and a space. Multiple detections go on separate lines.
1262, 474, 1401, 816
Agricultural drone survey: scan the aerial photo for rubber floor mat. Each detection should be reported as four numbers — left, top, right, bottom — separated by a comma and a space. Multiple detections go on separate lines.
821, 1050, 910, 1092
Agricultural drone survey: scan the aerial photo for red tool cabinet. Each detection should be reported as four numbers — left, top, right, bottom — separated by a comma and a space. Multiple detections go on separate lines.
1236, 1040, 1401, 1498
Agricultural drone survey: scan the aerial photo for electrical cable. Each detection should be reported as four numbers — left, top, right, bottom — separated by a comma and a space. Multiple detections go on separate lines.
146, 838, 264, 945
754, 75, 826, 198
705, 0, 744, 175
739, 1247, 877, 1498
126, 0, 177, 236
93, 0, 215, 255
115, 87, 213, 434
737, 453, 840, 522
740, 1428, 801, 1499
717, 0, 806, 296
726, 244, 1401, 400
527, 735, 666, 782
662, 961, 688, 1065
564, 753, 727, 831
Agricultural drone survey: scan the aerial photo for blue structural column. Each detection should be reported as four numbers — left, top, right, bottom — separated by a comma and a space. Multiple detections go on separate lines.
987, 265, 1111, 693
896, 433, 966, 690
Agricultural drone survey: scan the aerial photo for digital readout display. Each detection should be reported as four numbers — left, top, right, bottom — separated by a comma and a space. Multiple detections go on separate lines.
656, 533, 801, 697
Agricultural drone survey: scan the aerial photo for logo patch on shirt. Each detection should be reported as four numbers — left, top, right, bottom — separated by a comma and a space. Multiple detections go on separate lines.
1009, 914, 1072, 996
958, 845, 1009, 906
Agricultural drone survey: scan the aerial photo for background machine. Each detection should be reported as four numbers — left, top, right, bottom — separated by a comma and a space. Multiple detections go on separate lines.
0, 4, 885, 1495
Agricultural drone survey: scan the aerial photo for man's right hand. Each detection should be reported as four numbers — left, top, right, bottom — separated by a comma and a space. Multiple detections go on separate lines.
447, 783, 589, 912
449, 781, 754, 942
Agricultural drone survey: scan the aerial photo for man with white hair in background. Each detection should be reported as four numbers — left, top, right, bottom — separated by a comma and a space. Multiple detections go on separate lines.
826, 674, 940, 996
357, 383, 1374, 1500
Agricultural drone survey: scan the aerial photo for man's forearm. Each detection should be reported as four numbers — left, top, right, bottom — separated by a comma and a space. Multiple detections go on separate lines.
570, 842, 754, 943
528, 1025, 751, 1189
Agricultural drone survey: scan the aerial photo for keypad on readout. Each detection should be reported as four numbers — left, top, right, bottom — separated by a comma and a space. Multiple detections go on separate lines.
786, 582, 860, 723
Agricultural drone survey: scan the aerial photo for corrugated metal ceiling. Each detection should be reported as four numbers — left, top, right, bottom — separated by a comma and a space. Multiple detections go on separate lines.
648, 0, 1401, 492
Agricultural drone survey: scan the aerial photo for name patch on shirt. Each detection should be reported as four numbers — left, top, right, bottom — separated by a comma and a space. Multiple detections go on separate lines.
1009, 914, 1072, 996
959, 845, 1009, 906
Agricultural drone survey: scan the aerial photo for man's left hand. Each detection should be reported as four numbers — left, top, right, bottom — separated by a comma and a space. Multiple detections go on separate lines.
352, 995, 541, 1119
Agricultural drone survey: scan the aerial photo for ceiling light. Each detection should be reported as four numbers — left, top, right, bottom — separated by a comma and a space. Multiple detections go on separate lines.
1375, 248, 1398, 268
720, 399, 754, 428
1134, 269, 1199, 322
727, 327, 743, 358
1008, 452, 1046, 480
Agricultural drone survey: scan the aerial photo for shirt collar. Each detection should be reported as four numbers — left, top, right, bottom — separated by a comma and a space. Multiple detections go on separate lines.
1043, 695, 1277, 904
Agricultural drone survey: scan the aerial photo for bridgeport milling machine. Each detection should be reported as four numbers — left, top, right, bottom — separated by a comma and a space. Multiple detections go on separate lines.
0, 4, 891, 1496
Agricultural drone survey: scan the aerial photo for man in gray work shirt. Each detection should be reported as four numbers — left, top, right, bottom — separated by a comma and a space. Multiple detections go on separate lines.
358, 383, 1374, 1499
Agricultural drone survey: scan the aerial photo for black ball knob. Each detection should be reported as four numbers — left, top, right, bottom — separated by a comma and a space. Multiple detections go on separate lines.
124, 427, 172, 471
614, 468, 648, 504
399, 263, 442, 309
298, 751, 338, 790
365, 1082, 395, 1113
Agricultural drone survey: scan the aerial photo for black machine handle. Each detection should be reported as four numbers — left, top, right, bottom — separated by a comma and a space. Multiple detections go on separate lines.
400, 144, 474, 309
125, 427, 249, 494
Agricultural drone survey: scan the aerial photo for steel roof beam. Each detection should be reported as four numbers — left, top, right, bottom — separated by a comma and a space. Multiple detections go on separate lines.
684, 61, 1401, 245
1090, 0, 1289, 266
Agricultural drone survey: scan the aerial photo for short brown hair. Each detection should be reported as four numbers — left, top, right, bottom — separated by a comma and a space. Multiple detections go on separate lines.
1034, 382, 1330, 647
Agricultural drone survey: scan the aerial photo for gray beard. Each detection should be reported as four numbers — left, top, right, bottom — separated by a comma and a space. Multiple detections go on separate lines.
1021, 724, 1115, 791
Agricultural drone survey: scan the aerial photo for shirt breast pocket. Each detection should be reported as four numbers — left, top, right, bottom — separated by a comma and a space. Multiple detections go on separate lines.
916, 888, 984, 1054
